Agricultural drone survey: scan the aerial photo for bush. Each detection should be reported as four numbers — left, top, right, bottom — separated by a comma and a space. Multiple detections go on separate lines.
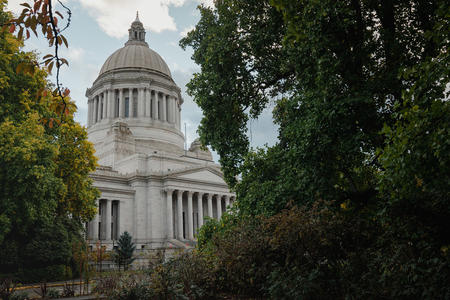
46, 289, 60, 299
10, 291, 29, 300
18, 265, 66, 284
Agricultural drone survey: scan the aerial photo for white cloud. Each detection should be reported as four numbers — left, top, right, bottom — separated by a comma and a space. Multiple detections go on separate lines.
179, 25, 194, 37
76, 0, 187, 38
6, 0, 69, 15
64, 47, 85, 62
5, 0, 24, 15
6, 0, 214, 39
196, 0, 215, 8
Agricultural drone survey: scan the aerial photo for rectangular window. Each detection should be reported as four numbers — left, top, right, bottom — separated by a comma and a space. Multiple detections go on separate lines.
125, 97, 129, 117
115, 98, 119, 117
150, 98, 153, 117
133, 97, 138, 117
158, 100, 161, 120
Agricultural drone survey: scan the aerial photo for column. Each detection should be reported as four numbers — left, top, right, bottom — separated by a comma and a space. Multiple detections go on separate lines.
91, 202, 99, 240
145, 88, 151, 117
102, 92, 107, 119
174, 101, 178, 127
105, 199, 111, 240
207, 193, 213, 218
128, 89, 133, 117
166, 189, 173, 239
97, 96, 102, 121
216, 195, 222, 220
162, 94, 167, 122
225, 195, 230, 210
93, 97, 98, 124
197, 192, 204, 229
87, 99, 92, 126
176, 105, 181, 129
177, 190, 183, 240
119, 89, 124, 118
138, 88, 145, 117
187, 191, 194, 240
169, 96, 176, 124
168, 96, 174, 123
108, 89, 115, 119
115, 201, 121, 239
152, 91, 158, 120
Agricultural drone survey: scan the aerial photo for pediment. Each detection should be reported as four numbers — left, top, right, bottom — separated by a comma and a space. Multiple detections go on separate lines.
170, 168, 226, 184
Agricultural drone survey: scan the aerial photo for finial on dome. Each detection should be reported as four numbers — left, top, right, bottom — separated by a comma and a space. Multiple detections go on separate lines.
126, 11, 148, 47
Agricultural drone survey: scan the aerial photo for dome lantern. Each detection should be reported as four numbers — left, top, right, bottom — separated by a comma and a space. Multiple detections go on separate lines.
126, 11, 147, 47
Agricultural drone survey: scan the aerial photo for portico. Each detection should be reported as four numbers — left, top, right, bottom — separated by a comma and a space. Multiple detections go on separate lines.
165, 189, 235, 240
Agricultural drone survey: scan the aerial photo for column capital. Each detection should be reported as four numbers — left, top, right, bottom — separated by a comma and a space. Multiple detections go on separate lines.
164, 188, 174, 194
187, 191, 194, 196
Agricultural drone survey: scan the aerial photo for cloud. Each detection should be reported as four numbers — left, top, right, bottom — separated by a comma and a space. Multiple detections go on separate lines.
196, 0, 215, 8
6, 0, 69, 15
64, 47, 85, 62
179, 25, 194, 37
75, 0, 187, 38
5, 0, 25, 15
6, 0, 214, 39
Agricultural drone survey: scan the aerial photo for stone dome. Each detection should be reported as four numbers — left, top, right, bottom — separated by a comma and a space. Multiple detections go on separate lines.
98, 12, 172, 79
99, 45, 172, 78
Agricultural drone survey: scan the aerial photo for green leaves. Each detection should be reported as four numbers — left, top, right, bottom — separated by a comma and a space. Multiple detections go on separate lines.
0, 4, 98, 280
180, 1, 289, 186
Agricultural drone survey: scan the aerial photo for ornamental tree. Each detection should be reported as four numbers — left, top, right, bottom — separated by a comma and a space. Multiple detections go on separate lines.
113, 231, 136, 271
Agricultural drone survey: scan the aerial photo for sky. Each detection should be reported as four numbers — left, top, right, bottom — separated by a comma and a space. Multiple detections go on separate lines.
6, 0, 278, 161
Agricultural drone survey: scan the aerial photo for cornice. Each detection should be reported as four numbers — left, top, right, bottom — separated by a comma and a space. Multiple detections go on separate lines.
94, 186, 136, 195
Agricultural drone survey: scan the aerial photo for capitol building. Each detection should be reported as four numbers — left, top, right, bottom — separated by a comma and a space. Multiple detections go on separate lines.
85, 14, 234, 250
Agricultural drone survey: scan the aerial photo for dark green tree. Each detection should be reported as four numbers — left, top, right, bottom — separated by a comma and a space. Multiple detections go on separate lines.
180, 0, 448, 215
181, 0, 450, 298
113, 232, 136, 271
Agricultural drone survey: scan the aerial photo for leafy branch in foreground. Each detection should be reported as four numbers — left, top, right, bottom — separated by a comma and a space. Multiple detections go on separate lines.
1, 0, 72, 124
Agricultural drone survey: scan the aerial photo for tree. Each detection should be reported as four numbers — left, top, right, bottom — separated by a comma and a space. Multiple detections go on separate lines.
113, 232, 136, 271
181, 0, 448, 215
0, 2, 99, 281
181, 0, 450, 297
2, 0, 72, 121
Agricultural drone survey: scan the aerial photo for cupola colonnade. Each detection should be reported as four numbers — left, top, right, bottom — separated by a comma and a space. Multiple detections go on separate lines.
87, 87, 181, 128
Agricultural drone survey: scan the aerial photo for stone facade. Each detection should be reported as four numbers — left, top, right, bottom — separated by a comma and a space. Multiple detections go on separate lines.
85, 14, 234, 250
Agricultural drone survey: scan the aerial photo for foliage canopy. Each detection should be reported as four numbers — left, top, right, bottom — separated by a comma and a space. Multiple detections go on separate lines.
181, 0, 450, 298
0, 1, 99, 281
